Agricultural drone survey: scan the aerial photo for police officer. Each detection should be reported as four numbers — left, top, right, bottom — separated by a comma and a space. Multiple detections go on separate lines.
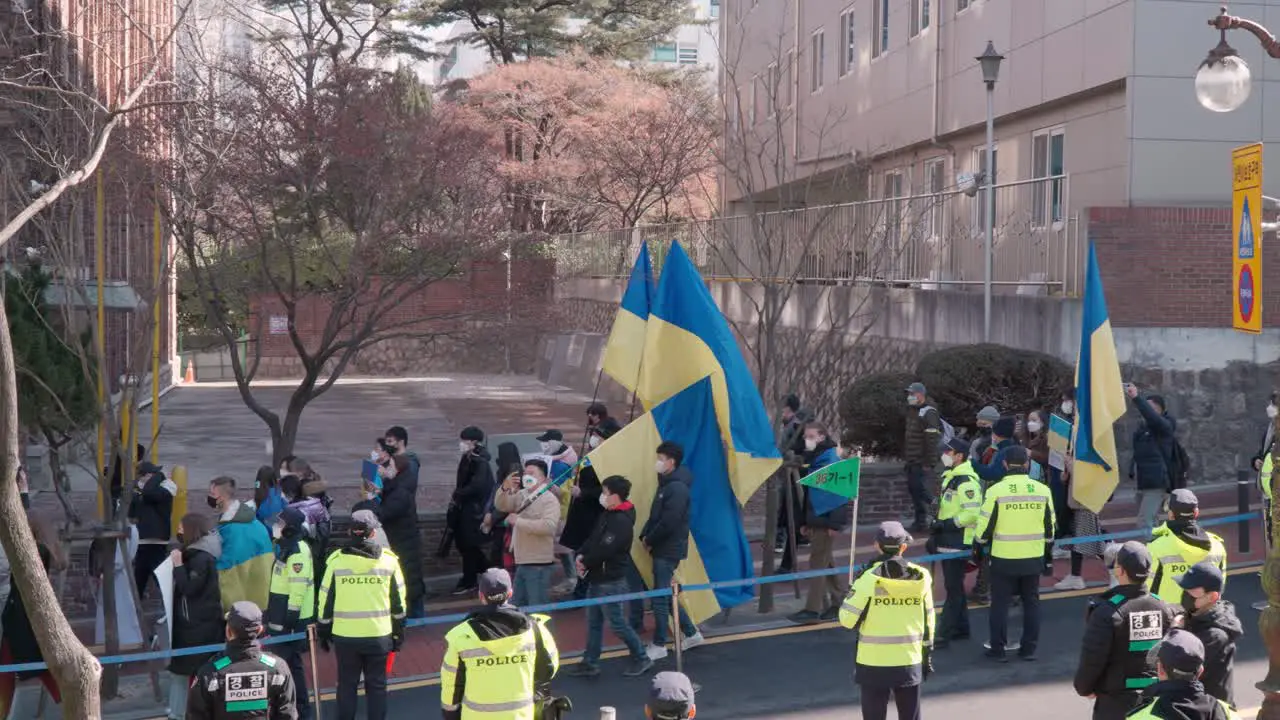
187, 601, 298, 720
1073, 541, 1181, 720
929, 437, 982, 649
1147, 489, 1227, 601
646, 671, 696, 720
1127, 630, 1241, 720
973, 445, 1054, 662
266, 507, 314, 720
440, 568, 563, 720
316, 509, 406, 720
838, 521, 933, 720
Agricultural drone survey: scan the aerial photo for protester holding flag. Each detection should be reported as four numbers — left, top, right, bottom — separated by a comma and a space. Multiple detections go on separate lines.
789, 422, 851, 625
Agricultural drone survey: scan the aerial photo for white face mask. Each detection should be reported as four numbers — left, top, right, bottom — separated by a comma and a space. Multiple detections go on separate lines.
1061, 401, 1074, 416
599, 493, 611, 509
588, 435, 602, 449
655, 460, 668, 475
941, 453, 956, 468
369, 450, 380, 462
804, 437, 818, 451
1269, 404, 1279, 420
272, 525, 283, 540
521, 474, 538, 489
540, 441, 557, 454
459, 440, 472, 454
1027, 420, 1043, 434
907, 395, 920, 406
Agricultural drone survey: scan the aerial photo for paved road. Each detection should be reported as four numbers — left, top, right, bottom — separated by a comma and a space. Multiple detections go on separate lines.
355, 571, 1271, 720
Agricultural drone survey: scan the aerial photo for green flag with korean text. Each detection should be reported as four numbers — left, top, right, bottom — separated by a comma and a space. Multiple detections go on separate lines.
798, 456, 860, 515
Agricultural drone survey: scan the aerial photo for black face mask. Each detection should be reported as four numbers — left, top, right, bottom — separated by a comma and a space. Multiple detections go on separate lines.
206, 496, 219, 509
980, 427, 993, 436
1180, 591, 1200, 614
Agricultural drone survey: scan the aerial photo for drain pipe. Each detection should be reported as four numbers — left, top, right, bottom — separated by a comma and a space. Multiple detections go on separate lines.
930, 0, 953, 153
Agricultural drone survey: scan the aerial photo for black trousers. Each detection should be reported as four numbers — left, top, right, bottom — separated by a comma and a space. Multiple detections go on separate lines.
859, 683, 922, 720
279, 642, 312, 720
335, 643, 388, 720
989, 571, 1040, 655
904, 464, 933, 525
457, 535, 489, 588
133, 543, 168, 600
938, 557, 970, 639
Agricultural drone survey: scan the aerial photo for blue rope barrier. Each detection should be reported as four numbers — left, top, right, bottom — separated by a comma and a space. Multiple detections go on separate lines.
0, 510, 1261, 674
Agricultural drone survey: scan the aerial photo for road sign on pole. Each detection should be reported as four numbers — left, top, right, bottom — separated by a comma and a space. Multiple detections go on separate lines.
1233, 142, 1264, 334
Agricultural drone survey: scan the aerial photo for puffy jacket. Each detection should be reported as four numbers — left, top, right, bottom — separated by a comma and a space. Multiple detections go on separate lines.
1131, 395, 1178, 491
1185, 600, 1243, 708
128, 472, 177, 541
377, 458, 423, 609
170, 533, 225, 677
971, 438, 1019, 483
494, 484, 561, 566
579, 501, 636, 583
187, 640, 297, 720
1073, 584, 1180, 700
559, 465, 603, 551
640, 465, 693, 561
215, 501, 274, 612
903, 402, 942, 466
803, 442, 852, 531
453, 446, 496, 546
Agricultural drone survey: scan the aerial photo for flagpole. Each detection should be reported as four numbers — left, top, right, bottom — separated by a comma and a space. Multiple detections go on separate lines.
847, 496, 861, 587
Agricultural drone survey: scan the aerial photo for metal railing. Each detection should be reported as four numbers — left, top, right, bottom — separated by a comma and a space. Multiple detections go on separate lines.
554, 175, 1083, 297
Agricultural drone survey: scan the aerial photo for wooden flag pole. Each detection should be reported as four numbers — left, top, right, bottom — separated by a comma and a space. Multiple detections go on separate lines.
846, 496, 861, 587
671, 578, 684, 674
307, 625, 324, 720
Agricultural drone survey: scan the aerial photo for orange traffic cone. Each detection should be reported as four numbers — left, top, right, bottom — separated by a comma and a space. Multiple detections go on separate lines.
184, 359, 195, 384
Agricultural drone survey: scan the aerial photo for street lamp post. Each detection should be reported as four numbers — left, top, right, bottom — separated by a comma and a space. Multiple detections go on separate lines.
1197, 9, 1280, 718
977, 41, 1003, 343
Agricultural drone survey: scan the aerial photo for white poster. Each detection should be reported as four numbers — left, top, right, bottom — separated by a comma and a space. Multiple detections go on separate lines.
154, 557, 175, 648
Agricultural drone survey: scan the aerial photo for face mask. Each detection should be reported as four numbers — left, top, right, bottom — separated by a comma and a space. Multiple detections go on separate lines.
540, 441, 557, 454
206, 496, 219, 510
941, 453, 956, 468
588, 435, 602, 449
655, 460, 668, 475
459, 441, 472, 454
1027, 421, 1043, 434
272, 525, 283, 540
804, 438, 818, 451
521, 474, 538, 489
907, 395, 920, 406
1180, 590, 1200, 614
370, 450, 380, 462
599, 493, 611, 509
1061, 401, 1074, 416
176, 533, 185, 545
1269, 404, 1279, 420
980, 427, 992, 436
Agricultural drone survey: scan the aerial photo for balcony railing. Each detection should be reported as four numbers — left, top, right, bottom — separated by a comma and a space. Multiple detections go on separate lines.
553, 174, 1082, 298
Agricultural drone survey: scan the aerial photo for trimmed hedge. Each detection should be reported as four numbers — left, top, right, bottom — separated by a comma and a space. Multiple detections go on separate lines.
838, 344, 1072, 458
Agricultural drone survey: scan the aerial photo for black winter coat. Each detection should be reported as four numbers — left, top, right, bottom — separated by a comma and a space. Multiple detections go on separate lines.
640, 466, 692, 561
187, 641, 298, 720
1131, 396, 1177, 491
1186, 600, 1243, 708
377, 456, 424, 605
1133, 680, 1234, 720
452, 447, 495, 546
1, 544, 51, 680
580, 502, 636, 583
559, 464, 603, 551
1073, 584, 1180, 702
128, 472, 175, 541
170, 533, 226, 677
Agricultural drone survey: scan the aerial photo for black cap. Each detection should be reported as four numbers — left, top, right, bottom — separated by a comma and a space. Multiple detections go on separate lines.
137, 461, 163, 475
1169, 489, 1199, 518
906, 382, 927, 395
460, 426, 485, 443
993, 417, 1016, 438
350, 509, 381, 536
1115, 540, 1153, 580
1157, 629, 1205, 674
227, 601, 264, 639
783, 394, 801, 412
1002, 445, 1029, 467
648, 671, 695, 719
478, 568, 513, 604
1177, 561, 1225, 593
875, 521, 912, 548
535, 429, 563, 442
944, 437, 970, 454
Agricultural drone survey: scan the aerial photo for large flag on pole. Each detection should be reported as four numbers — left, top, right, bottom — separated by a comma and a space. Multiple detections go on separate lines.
586, 376, 754, 621
600, 245, 655, 393
637, 242, 782, 504
1070, 241, 1127, 513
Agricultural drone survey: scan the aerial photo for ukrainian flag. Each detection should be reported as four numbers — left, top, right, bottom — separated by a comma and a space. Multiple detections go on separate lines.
600, 245, 655, 393
587, 376, 753, 622
638, 242, 782, 504
1070, 241, 1127, 513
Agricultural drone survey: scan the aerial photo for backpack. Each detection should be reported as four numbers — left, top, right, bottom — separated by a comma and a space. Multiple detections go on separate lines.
1168, 437, 1191, 490
922, 406, 956, 449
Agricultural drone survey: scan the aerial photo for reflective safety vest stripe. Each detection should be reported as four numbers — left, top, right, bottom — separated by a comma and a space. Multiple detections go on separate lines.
317, 548, 406, 639
975, 474, 1054, 560
837, 562, 934, 668
440, 613, 560, 720
937, 462, 983, 547
1127, 695, 1240, 719
1147, 532, 1228, 601
268, 543, 315, 630
1263, 452, 1274, 501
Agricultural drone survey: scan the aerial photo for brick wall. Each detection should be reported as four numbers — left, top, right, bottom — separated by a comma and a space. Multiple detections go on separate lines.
1089, 206, 1279, 328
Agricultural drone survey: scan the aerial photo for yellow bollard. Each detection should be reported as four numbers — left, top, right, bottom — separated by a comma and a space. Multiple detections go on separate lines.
171, 465, 188, 539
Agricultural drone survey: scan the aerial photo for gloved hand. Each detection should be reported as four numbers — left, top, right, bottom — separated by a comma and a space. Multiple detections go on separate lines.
317, 627, 332, 653
1042, 545, 1055, 577
923, 650, 934, 681
925, 536, 939, 555
971, 542, 985, 563
391, 633, 404, 652
318, 636, 331, 653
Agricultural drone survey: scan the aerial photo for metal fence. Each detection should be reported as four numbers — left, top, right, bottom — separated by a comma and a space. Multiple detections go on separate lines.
553, 175, 1083, 297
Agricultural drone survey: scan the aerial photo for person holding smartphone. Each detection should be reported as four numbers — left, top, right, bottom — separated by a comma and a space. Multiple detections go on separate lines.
1126, 382, 1178, 535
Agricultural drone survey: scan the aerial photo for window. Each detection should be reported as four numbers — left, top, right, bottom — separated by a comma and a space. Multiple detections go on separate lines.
839, 8, 856, 76
810, 29, 825, 92
910, 0, 920, 37
710, 0, 719, 18
1032, 127, 1066, 226
973, 144, 999, 232
921, 0, 930, 30
957, 0, 973, 11
784, 49, 795, 107
923, 157, 945, 239
883, 170, 905, 244
873, 0, 889, 57
678, 45, 698, 64
651, 43, 677, 62
767, 62, 780, 116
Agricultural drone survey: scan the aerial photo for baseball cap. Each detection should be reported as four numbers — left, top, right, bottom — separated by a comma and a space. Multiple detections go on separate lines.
1169, 489, 1199, 518
1177, 561, 1225, 593
648, 671, 695, 719
350, 509, 382, 536
1115, 540, 1153, 580
479, 568, 513, 604
944, 437, 970, 454
1157, 629, 1205, 674
875, 521, 912, 548
535, 429, 564, 443
137, 461, 163, 475
227, 601, 265, 638
906, 382, 927, 395
1001, 445, 1029, 467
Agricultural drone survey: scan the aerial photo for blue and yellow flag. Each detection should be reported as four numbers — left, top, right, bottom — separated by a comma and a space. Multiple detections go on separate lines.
586, 376, 753, 622
600, 245, 655, 392
1070, 241, 1126, 513
638, 242, 782, 504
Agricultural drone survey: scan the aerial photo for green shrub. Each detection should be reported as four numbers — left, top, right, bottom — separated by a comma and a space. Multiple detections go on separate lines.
916, 343, 1072, 431
837, 371, 915, 458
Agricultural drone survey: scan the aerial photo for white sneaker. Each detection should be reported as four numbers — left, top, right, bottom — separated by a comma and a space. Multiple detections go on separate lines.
1051, 545, 1071, 560
1053, 575, 1086, 591
679, 632, 706, 651
645, 643, 669, 661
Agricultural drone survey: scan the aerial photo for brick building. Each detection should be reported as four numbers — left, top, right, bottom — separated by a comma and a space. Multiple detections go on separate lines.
0, 0, 178, 394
